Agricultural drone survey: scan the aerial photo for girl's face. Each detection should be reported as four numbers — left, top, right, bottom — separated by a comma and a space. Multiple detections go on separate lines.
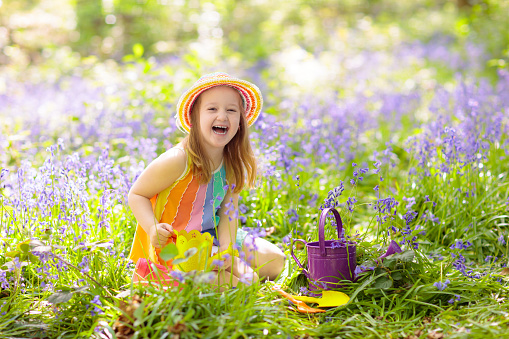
196, 86, 242, 152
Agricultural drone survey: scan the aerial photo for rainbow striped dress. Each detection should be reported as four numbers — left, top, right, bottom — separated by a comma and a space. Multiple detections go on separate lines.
128, 150, 227, 266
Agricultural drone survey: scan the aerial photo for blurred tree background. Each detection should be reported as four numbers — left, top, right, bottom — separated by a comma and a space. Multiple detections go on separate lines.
0, 0, 507, 71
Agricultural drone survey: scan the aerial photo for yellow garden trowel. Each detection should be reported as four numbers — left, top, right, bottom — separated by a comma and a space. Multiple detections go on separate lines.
292, 290, 350, 307
272, 286, 350, 313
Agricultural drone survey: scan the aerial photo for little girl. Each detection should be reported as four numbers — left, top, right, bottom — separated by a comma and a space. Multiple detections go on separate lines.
128, 72, 285, 287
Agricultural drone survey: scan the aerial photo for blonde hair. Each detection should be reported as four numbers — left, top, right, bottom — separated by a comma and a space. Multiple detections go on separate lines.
184, 88, 257, 194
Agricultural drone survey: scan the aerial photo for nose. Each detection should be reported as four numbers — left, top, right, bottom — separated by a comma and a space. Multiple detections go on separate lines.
217, 108, 228, 120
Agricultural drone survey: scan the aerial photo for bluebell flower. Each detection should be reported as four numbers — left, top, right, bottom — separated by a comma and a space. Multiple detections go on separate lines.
211, 259, 224, 268
239, 272, 253, 285
287, 209, 299, 223
331, 241, 342, 249
170, 270, 185, 282
0, 271, 9, 289
433, 279, 450, 291
448, 294, 461, 304
354, 265, 375, 278
498, 235, 506, 245
90, 295, 104, 316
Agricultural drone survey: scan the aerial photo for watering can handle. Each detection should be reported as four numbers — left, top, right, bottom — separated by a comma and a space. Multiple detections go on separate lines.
318, 207, 344, 257
290, 239, 310, 278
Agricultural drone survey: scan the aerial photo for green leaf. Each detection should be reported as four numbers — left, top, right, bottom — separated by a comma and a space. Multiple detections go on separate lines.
373, 276, 393, 289
183, 308, 195, 322
72, 286, 90, 294
143, 61, 152, 74
172, 257, 189, 265
48, 291, 73, 304
392, 250, 415, 263
391, 271, 403, 280
5, 250, 20, 258
133, 43, 144, 58
159, 243, 179, 262
133, 301, 145, 321
28, 253, 39, 264
383, 258, 397, 270
17, 240, 30, 253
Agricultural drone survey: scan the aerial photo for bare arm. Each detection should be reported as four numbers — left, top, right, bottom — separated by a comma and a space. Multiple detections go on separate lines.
128, 147, 187, 248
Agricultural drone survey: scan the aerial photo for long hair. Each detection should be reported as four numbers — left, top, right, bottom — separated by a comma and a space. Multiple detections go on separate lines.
184, 89, 257, 194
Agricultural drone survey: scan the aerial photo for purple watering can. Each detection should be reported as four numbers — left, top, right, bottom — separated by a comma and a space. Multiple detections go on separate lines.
291, 207, 356, 290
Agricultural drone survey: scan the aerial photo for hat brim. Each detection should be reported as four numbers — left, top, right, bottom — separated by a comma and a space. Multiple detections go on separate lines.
176, 75, 263, 134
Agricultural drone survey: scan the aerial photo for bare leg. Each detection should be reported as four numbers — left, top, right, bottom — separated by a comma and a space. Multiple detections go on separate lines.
214, 269, 240, 291
213, 257, 258, 290
243, 237, 285, 281
230, 256, 258, 284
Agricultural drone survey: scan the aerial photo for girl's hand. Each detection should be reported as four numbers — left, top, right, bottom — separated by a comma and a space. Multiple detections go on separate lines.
150, 223, 174, 248
219, 246, 233, 270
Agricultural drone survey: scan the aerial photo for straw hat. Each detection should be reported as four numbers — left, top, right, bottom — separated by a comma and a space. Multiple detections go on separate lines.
175, 72, 263, 133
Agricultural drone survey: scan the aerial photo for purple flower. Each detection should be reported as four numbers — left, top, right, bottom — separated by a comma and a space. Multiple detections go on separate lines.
282, 235, 291, 245
0, 169, 8, 180
0, 271, 9, 289
450, 240, 472, 250
448, 294, 461, 304
331, 241, 342, 249
346, 197, 357, 212
498, 235, 506, 245
239, 272, 253, 285
352, 163, 357, 167
378, 240, 402, 262
211, 259, 224, 268
287, 208, 299, 223
90, 295, 104, 316
433, 279, 450, 291
170, 270, 185, 282
354, 265, 375, 278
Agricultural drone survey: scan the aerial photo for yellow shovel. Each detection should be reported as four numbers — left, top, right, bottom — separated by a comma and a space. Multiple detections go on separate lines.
291, 290, 350, 307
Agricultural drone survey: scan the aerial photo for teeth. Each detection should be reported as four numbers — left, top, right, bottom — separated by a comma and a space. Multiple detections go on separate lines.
212, 126, 228, 135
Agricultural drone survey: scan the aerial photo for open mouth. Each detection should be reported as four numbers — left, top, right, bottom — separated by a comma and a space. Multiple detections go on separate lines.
212, 126, 229, 135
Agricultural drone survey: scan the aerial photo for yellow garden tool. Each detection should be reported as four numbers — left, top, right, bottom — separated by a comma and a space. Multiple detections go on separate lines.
292, 290, 350, 307
272, 286, 325, 314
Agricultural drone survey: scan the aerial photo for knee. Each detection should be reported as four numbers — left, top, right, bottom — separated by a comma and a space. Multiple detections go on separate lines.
252, 271, 259, 283
269, 247, 286, 280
